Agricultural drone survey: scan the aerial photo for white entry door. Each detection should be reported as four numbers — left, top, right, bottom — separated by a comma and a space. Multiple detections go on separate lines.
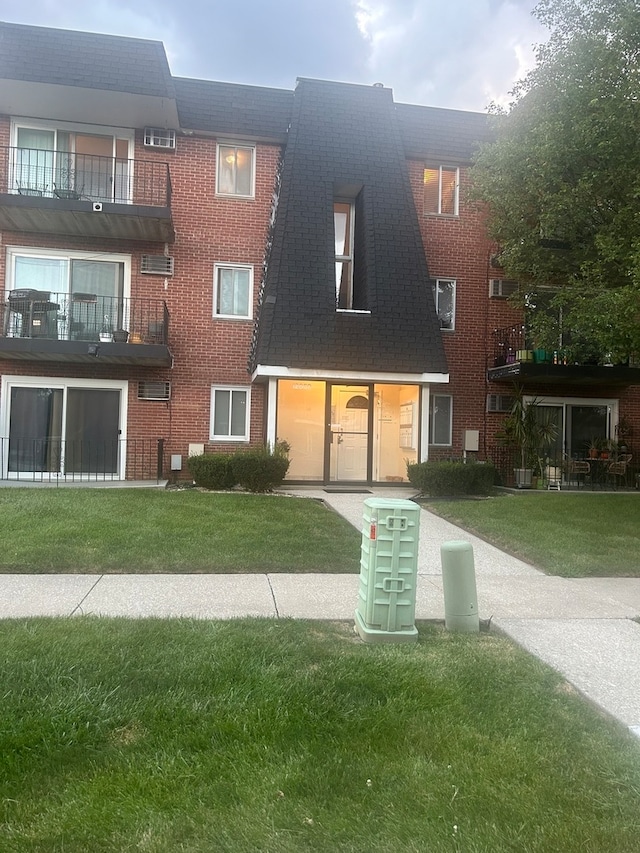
329, 386, 369, 481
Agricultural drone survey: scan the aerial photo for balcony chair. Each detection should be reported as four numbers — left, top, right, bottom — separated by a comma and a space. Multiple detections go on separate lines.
69, 292, 98, 341
607, 454, 632, 490
568, 459, 590, 489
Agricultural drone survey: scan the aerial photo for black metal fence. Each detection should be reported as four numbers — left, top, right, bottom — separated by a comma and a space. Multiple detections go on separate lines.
0, 146, 171, 207
0, 437, 165, 483
1, 292, 169, 345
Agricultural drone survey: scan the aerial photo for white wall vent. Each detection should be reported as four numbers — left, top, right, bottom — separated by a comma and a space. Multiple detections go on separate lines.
143, 128, 176, 150
487, 394, 514, 413
489, 279, 518, 299
141, 255, 174, 275
138, 381, 171, 401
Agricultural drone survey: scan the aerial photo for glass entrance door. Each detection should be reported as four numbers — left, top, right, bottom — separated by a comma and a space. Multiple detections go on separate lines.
329, 385, 370, 482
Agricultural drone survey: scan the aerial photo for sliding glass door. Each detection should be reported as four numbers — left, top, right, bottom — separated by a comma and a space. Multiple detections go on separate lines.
4, 380, 125, 479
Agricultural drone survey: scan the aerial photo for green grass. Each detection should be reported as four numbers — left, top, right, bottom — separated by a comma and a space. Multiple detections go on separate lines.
421, 492, 640, 577
0, 490, 361, 573
2, 618, 640, 852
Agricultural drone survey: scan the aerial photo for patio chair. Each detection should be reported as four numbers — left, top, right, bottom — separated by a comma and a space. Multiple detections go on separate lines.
568, 460, 590, 489
607, 455, 632, 490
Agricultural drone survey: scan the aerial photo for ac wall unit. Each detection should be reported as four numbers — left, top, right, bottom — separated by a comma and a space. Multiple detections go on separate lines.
138, 381, 171, 401
143, 128, 176, 150
487, 394, 514, 413
489, 279, 518, 298
141, 255, 174, 275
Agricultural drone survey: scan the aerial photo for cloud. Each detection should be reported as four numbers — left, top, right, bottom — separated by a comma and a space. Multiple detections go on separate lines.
349, 0, 547, 109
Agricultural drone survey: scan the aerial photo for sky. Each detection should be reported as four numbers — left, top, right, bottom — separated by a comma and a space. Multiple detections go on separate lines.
2, 0, 548, 112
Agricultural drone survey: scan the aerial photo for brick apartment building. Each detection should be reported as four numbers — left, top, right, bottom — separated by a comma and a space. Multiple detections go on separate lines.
0, 21, 638, 486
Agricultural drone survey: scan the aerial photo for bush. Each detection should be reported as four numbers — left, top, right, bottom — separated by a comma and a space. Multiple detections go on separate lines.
230, 446, 290, 492
407, 461, 496, 496
187, 453, 237, 490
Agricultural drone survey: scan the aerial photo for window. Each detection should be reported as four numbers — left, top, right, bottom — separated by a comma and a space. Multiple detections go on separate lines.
6, 247, 129, 341
334, 201, 354, 309
429, 394, 452, 446
210, 387, 250, 441
12, 122, 132, 202
216, 144, 255, 197
214, 264, 252, 318
423, 166, 459, 215
433, 278, 456, 330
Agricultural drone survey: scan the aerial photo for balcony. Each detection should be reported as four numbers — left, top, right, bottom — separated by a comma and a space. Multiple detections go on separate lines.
488, 325, 640, 387
0, 291, 171, 366
0, 147, 174, 242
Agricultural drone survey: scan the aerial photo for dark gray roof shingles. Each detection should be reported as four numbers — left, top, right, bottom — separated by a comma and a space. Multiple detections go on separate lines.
174, 77, 292, 139
0, 20, 175, 99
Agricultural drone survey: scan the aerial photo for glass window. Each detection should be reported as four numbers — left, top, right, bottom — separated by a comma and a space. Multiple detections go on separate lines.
429, 394, 452, 445
433, 279, 456, 330
214, 265, 252, 318
423, 166, 459, 215
217, 144, 255, 197
210, 387, 250, 441
334, 201, 354, 309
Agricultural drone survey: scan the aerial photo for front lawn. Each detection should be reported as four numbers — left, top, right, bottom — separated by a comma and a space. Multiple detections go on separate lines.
0, 489, 361, 573
422, 492, 640, 577
2, 618, 640, 852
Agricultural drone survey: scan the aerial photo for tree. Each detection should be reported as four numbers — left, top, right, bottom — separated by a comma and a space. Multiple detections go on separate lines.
470, 0, 640, 362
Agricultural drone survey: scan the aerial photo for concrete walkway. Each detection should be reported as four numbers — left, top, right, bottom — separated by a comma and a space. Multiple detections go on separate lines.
1, 486, 639, 737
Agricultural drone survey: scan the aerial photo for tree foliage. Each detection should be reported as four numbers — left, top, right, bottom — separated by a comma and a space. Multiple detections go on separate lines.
471, 0, 640, 362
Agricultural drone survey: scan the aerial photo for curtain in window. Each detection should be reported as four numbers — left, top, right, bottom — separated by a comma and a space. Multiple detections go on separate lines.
217, 268, 249, 316
15, 129, 55, 193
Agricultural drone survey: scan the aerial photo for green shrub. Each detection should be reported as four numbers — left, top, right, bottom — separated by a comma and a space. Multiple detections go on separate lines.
230, 447, 290, 492
187, 453, 237, 490
407, 460, 496, 496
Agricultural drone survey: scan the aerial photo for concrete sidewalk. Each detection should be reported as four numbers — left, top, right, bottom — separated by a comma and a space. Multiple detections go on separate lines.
1, 486, 639, 737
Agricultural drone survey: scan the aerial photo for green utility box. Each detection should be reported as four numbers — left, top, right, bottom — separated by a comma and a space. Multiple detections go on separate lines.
355, 498, 421, 644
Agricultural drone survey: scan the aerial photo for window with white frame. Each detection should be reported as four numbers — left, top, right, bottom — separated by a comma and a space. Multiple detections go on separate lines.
423, 166, 459, 215
433, 278, 456, 330
6, 247, 130, 341
429, 394, 452, 446
12, 120, 133, 203
214, 264, 253, 318
210, 387, 250, 441
216, 144, 255, 197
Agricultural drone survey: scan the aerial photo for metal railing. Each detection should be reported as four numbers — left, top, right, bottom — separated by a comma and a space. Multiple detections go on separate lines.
0, 146, 171, 207
1, 292, 169, 345
0, 437, 165, 483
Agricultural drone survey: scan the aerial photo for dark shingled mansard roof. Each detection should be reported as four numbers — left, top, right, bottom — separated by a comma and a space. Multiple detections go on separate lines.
252, 78, 448, 376
0, 20, 175, 99
174, 77, 292, 141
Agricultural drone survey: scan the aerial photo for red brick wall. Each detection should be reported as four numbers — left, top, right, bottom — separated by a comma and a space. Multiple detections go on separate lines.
0, 116, 281, 476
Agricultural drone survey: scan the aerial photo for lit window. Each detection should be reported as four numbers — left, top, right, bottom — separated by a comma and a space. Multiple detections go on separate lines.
433, 278, 456, 330
423, 166, 458, 215
334, 201, 354, 309
214, 264, 252, 318
210, 387, 250, 441
216, 144, 255, 197
429, 394, 452, 445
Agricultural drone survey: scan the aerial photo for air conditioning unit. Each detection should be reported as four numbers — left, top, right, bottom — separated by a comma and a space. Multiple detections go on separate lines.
143, 128, 176, 150
489, 279, 518, 299
138, 381, 171, 401
141, 255, 174, 276
487, 394, 515, 413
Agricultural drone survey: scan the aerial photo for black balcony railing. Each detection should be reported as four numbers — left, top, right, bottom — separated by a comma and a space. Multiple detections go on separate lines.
1, 292, 169, 345
0, 437, 165, 482
0, 146, 171, 207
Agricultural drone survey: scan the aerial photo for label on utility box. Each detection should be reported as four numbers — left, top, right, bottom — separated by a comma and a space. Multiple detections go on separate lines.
369, 522, 377, 541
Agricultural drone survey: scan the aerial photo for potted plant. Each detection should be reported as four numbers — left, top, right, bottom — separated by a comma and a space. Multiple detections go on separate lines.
496, 387, 557, 489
